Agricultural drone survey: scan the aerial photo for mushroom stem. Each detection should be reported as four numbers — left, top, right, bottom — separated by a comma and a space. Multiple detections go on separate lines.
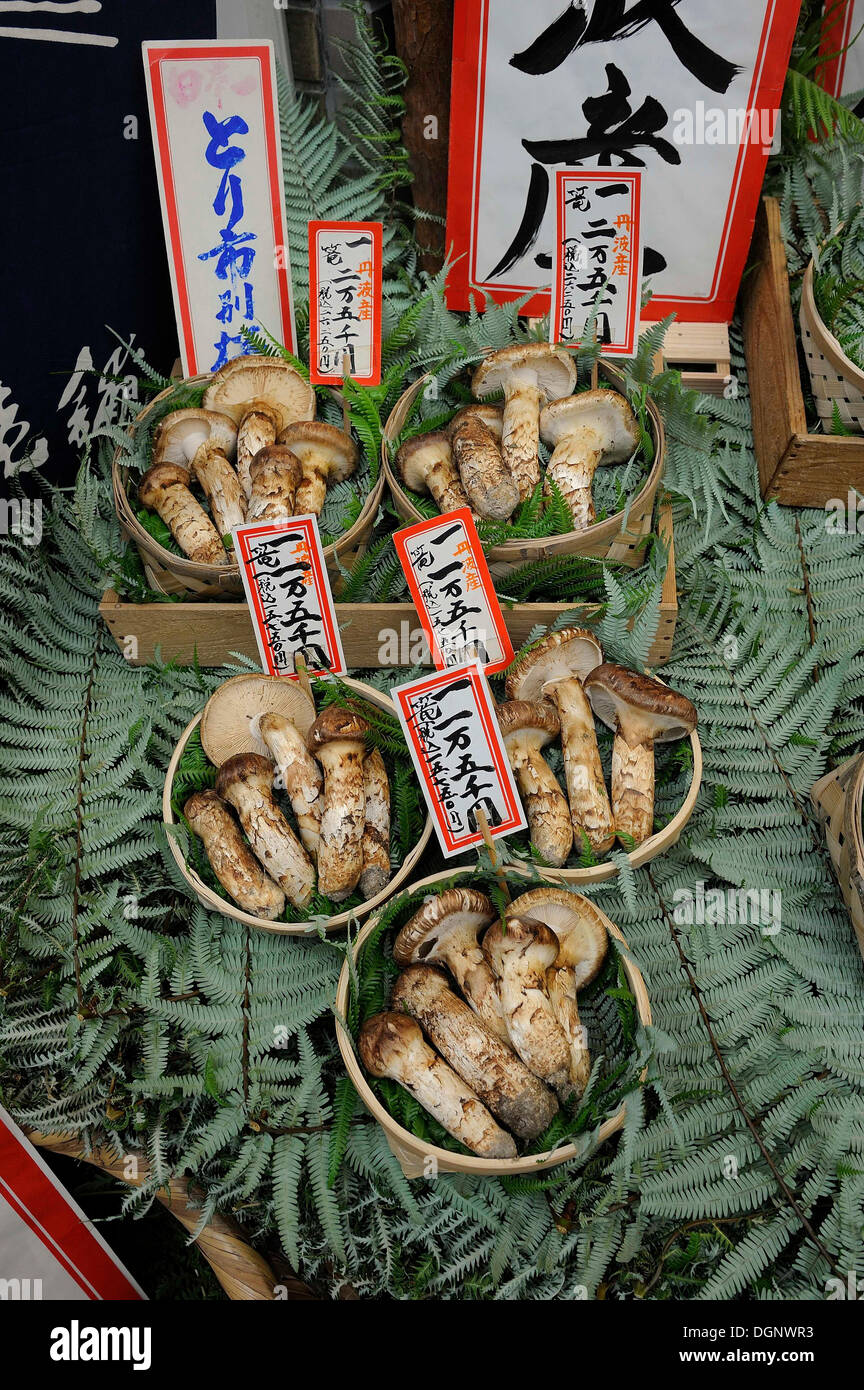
247, 445, 301, 526
545, 432, 605, 530
139, 464, 228, 566
184, 790, 285, 920
482, 918, 574, 1102
449, 416, 519, 521
359, 1013, 517, 1158
611, 729, 655, 846
511, 749, 573, 867
190, 443, 246, 538
258, 714, 323, 859
236, 403, 278, 499
546, 964, 591, 1100
395, 432, 472, 515
547, 678, 615, 854
294, 459, 328, 517
360, 749, 391, 900
216, 754, 314, 909
307, 708, 369, 901
501, 373, 542, 501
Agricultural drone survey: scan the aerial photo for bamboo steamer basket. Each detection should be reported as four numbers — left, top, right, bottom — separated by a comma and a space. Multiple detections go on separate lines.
335, 865, 652, 1179
800, 260, 864, 433
163, 676, 433, 935
113, 373, 384, 599
811, 750, 864, 962
382, 354, 665, 577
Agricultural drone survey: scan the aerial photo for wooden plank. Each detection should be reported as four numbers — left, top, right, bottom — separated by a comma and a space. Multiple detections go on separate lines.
641, 320, 731, 397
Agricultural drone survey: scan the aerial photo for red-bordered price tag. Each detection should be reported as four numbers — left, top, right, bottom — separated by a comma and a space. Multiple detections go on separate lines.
391, 662, 526, 857
308, 221, 383, 386
551, 170, 643, 355
233, 517, 346, 679
394, 508, 514, 675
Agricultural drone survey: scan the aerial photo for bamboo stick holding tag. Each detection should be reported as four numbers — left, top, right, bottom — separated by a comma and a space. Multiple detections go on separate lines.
342, 352, 351, 435
475, 807, 511, 909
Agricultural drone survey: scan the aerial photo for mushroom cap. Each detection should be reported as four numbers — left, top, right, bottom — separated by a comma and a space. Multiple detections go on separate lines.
540, 389, 639, 464
139, 461, 191, 506
153, 408, 238, 466
472, 343, 577, 403
583, 664, 697, 743
183, 787, 225, 820
200, 673, 316, 765
249, 443, 302, 488
505, 627, 603, 702
393, 887, 496, 966
278, 421, 359, 482
449, 403, 504, 440
497, 699, 560, 748
395, 431, 451, 492
215, 751, 275, 799
306, 703, 370, 754
482, 916, 560, 971
203, 355, 315, 432
358, 1012, 424, 1077
505, 886, 608, 989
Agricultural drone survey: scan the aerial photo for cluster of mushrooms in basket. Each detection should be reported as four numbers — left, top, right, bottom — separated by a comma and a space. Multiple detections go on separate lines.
360, 885, 613, 1158
184, 701, 391, 917
395, 342, 641, 529
138, 355, 357, 561
499, 627, 697, 864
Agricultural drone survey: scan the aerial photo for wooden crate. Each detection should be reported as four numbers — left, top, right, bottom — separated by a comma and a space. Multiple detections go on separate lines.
741, 197, 864, 507
811, 752, 864, 963
99, 503, 678, 669
652, 321, 732, 398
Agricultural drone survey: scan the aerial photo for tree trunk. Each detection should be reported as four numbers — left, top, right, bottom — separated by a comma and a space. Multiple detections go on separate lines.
391, 0, 454, 274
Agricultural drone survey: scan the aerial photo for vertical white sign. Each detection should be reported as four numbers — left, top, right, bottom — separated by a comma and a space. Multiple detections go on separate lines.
551, 170, 643, 354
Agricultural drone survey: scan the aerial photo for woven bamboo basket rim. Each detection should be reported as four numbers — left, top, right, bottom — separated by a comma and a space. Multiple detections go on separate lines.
163, 677, 433, 936
801, 261, 864, 393
112, 372, 385, 590
382, 354, 665, 562
335, 865, 652, 1177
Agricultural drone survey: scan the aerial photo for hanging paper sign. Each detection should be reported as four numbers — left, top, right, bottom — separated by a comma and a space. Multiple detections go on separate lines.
392, 663, 526, 856
233, 517, 346, 679
0, 1107, 145, 1301
394, 509, 513, 674
308, 221, 383, 386
445, 1, 799, 323
143, 40, 296, 377
550, 170, 643, 353
818, 1, 864, 102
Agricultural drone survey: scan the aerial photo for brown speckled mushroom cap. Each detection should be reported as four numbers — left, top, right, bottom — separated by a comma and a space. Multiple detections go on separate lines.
505, 627, 603, 703
306, 704, 369, 754
497, 699, 560, 747
249, 442, 302, 488
139, 461, 192, 506
153, 408, 238, 466
584, 664, 697, 744
358, 1012, 422, 1076
506, 886, 608, 990
482, 915, 560, 970
215, 752, 275, 799
203, 355, 315, 433
540, 389, 639, 464
448, 403, 504, 440
393, 887, 496, 966
395, 431, 451, 491
472, 343, 577, 403
278, 420, 359, 483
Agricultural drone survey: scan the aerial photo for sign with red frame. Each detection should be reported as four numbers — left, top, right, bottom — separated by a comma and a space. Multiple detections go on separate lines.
550, 169, 643, 354
308, 221, 383, 386
817, 0, 864, 99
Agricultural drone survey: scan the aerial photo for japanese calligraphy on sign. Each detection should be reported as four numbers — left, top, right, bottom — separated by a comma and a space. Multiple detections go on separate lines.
143, 41, 296, 376
394, 509, 513, 674
392, 663, 526, 856
445, 1, 799, 323
233, 517, 345, 680
551, 170, 642, 354
308, 221, 383, 386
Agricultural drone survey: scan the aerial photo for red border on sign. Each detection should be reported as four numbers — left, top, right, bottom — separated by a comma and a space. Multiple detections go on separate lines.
143, 42, 296, 374
233, 517, 345, 678
393, 663, 523, 854
393, 508, 513, 674
817, 0, 857, 96
308, 221, 383, 386
444, 0, 800, 323
553, 170, 642, 355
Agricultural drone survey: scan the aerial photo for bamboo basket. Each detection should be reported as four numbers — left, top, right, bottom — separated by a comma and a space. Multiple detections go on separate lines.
163, 677, 433, 936
800, 261, 864, 433
382, 355, 665, 577
335, 866, 652, 1178
112, 373, 384, 599
811, 751, 864, 961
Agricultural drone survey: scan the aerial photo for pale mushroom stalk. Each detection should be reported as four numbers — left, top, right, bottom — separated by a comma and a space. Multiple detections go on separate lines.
138, 464, 228, 566
546, 965, 591, 1099
191, 444, 246, 537
203, 355, 316, 500
216, 753, 314, 909
482, 918, 574, 1102
394, 431, 472, 515
278, 421, 359, 517
497, 700, 572, 867
258, 713, 322, 859
307, 706, 369, 901
540, 390, 640, 532
360, 748, 391, 900
359, 1013, 517, 1158
392, 965, 559, 1140
246, 444, 302, 526
184, 789, 285, 920
448, 413, 519, 521
151, 407, 243, 538
236, 403, 279, 499
472, 344, 578, 502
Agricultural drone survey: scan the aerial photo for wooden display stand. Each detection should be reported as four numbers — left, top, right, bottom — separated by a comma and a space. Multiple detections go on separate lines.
653, 321, 732, 397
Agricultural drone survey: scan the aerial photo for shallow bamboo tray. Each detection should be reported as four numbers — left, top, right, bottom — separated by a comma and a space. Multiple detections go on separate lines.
335, 866, 652, 1178
382, 354, 665, 576
163, 677, 433, 935
800, 259, 864, 433
113, 373, 384, 599
811, 751, 864, 962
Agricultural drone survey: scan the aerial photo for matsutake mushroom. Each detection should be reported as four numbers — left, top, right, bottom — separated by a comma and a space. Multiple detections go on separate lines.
203, 355, 316, 499
258, 712, 322, 859
360, 748, 391, 900
448, 403, 504, 443
277, 421, 358, 518
359, 1013, 517, 1159
393, 888, 508, 1043
482, 918, 574, 1101
215, 753, 314, 909
496, 700, 572, 867
448, 410, 519, 521
246, 444, 302, 525
307, 706, 369, 901
138, 463, 228, 566
152, 408, 245, 539
392, 965, 558, 1140
539, 390, 640, 532
583, 664, 697, 847
394, 431, 472, 515
472, 343, 577, 502
184, 789, 285, 920
505, 627, 613, 854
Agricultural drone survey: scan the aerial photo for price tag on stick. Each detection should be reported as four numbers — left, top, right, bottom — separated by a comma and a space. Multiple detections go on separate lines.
308, 220, 383, 386
233, 517, 346, 679
394, 508, 514, 675
551, 170, 643, 355
391, 662, 526, 857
